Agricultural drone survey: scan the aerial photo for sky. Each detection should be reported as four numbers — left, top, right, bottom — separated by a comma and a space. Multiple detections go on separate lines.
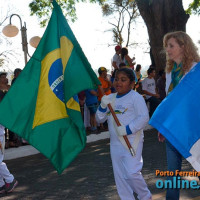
0, 0, 200, 74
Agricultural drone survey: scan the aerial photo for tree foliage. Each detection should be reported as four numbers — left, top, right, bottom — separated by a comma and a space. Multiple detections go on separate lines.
29, 0, 139, 47
186, 0, 200, 15
29, 0, 103, 27
28, 0, 200, 70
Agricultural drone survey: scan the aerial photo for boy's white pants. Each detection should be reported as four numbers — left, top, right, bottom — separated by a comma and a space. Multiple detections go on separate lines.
110, 139, 151, 200
0, 135, 14, 187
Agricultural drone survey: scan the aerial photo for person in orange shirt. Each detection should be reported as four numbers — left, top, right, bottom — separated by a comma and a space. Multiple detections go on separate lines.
98, 67, 112, 102
97, 67, 112, 131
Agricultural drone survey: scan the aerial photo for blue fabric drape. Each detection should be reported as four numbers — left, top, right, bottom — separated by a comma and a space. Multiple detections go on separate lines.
149, 62, 200, 169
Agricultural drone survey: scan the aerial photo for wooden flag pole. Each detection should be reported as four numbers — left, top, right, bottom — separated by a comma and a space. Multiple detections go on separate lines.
108, 103, 135, 156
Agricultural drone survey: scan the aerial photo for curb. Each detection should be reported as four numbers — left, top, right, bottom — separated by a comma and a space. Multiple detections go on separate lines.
4, 124, 153, 161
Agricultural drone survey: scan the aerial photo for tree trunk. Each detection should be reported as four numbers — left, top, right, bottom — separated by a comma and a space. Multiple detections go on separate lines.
136, 0, 189, 72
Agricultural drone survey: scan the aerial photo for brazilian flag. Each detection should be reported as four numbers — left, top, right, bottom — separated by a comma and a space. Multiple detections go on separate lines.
0, 0, 100, 174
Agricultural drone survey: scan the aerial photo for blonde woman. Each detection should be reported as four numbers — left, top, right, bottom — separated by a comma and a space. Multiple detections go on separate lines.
158, 31, 200, 200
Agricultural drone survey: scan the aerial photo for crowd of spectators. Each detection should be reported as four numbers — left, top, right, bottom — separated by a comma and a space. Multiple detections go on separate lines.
2, 49, 166, 137
80, 45, 166, 135
0, 68, 27, 149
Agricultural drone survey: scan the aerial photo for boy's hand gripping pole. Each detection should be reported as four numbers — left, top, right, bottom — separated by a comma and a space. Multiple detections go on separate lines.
108, 104, 135, 156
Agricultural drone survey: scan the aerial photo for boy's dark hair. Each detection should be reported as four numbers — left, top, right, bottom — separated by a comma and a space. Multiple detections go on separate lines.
136, 64, 141, 72
158, 69, 165, 76
0, 72, 7, 78
98, 67, 107, 75
119, 62, 126, 68
115, 68, 135, 82
121, 48, 128, 60
14, 68, 22, 76
147, 67, 155, 75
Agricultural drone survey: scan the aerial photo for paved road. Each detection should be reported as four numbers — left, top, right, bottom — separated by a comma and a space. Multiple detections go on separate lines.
1, 129, 200, 200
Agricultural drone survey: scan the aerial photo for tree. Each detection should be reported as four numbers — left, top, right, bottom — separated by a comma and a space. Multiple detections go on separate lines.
0, 5, 20, 70
0, 50, 19, 69
135, 0, 189, 71
30, 0, 139, 48
29, 0, 199, 71
0, 12, 10, 68
29, 0, 101, 27
101, 0, 139, 47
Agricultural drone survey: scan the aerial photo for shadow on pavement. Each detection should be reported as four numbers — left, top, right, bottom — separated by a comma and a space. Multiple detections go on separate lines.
1, 129, 200, 200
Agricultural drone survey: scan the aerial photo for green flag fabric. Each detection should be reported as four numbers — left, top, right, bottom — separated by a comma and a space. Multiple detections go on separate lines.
0, 0, 100, 174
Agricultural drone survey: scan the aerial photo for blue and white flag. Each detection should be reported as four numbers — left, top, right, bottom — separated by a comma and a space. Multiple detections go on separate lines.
149, 62, 200, 171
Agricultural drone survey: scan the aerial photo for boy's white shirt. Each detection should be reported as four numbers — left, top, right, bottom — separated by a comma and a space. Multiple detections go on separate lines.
112, 53, 121, 68
96, 90, 149, 152
141, 77, 156, 99
109, 93, 143, 154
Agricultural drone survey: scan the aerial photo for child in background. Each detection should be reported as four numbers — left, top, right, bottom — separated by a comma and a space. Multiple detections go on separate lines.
112, 45, 122, 70
97, 67, 111, 101
119, 62, 126, 69
97, 67, 112, 130
120, 48, 135, 69
0, 91, 18, 194
142, 67, 161, 117
85, 89, 98, 133
96, 68, 152, 200
119, 62, 138, 87
135, 64, 143, 93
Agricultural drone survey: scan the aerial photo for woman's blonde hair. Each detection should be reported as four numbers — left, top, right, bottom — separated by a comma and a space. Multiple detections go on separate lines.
163, 31, 200, 73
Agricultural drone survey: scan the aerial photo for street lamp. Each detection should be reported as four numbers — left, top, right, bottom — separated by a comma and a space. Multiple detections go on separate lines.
2, 14, 40, 66
29, 36, 41, 48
